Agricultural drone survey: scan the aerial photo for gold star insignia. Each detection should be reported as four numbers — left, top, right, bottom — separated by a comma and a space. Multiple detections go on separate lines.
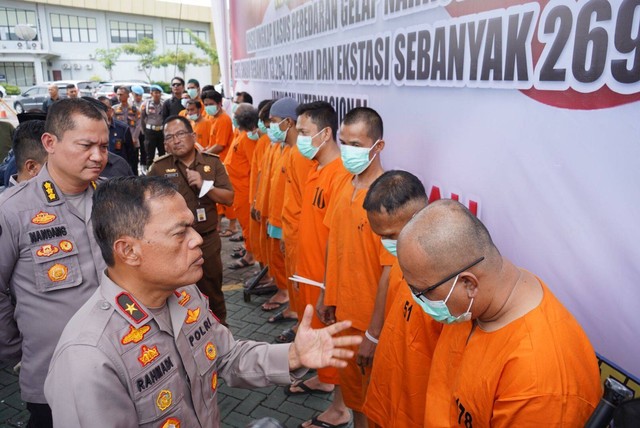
125, 303, 138, 315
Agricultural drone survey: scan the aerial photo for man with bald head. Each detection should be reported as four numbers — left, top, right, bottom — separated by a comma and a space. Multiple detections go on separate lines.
397, 199, 601, 427
42, 84, 60, 114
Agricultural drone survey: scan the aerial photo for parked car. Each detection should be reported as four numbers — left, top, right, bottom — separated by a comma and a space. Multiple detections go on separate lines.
13, 84, 50, 113
0, 85, 6, 98
54, 80, 99, 97
95, 81, 170, 104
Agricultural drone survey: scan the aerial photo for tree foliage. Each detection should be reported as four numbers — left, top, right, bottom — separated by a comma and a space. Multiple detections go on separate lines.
185, 29, 218, 65
156, 49, 210, 76
121, 38, 159, 81
94, 48, 121, 80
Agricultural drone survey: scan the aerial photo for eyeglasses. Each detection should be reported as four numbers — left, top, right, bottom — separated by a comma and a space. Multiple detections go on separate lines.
409, 256, 485, 301
171, 82, 183, 87
164, 130, 192, 143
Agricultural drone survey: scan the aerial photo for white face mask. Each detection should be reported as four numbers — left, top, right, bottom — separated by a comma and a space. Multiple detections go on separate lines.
340, 140, 380, 175
412, 275, 474, 324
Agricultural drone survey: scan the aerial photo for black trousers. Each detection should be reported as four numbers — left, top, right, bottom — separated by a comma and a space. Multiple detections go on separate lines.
145, 129, 165, 167
26, 402, 52, 428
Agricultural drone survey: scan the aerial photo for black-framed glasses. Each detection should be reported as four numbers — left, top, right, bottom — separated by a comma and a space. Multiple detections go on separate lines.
409, 256, 485, 301
164, 130, 192, 143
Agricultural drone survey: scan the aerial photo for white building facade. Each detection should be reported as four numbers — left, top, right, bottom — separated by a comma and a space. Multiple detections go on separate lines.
0, 0, 216, 90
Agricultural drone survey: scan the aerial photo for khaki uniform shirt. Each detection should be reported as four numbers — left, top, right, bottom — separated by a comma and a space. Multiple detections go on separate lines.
0, 165, 105, 402
148, 152, 232, 236
45, 275, 298, 427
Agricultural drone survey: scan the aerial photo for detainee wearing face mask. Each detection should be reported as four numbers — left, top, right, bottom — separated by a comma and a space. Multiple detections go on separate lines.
397, 199, 602, 427
362, 170, 443, 428
319, 107, 395, 428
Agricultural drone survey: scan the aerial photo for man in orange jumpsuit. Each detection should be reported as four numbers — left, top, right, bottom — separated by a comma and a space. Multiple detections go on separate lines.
398, 199, 602, 427
362, 170, 443, 428
202, 90, 238, 236
224, 103, 258, 270
185, 100, 212, 149
261, 98, 300, 321
248, 100, 276, 285
292, 101, 353, 428
319, 107, 395, 427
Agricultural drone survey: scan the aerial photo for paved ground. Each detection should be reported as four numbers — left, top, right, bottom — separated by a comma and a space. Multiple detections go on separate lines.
0, 222, 341, 428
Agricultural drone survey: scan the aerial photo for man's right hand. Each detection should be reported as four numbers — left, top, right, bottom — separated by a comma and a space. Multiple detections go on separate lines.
316, 291, 336, 325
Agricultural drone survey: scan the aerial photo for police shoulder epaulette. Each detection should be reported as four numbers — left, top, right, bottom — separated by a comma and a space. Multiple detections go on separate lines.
202, 152, 219, 158
155, 153, 172, 161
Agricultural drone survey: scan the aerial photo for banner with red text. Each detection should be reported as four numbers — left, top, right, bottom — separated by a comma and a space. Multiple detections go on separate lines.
221, 0, 640, 381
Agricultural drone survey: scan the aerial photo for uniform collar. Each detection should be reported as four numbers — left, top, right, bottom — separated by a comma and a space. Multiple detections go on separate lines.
100, 272, 189, 335
171, 150, 203, 168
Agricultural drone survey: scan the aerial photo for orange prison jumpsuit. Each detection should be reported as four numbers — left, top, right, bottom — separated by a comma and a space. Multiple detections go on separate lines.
425, 279, 601, 427
255, 142, 279, 269
324, 176, 396, 412
224, 131, 256, 253
363, 261, 443, 427
209, 110, 235, 221
295, 157, 349, 383
248, 134, 271, 264
191, 116, 213, 150
281, 145, 313, 316
265, 144, 290, 291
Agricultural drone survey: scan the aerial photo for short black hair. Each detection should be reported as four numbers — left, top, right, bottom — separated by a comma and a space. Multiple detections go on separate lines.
237, 91, 253, 105
201, 84, 215, 92
296, 101, 338, 140
171, 76, 185, 86
235, 105, 258, 132
258, 100, 275, 122
93, 176, 178, 266
65, 84, 76, 90
187, 78, 200, 87
201, 90, 222, 104
186, 100, 202, 110
363, 170, 427, 215
342, 107, 383, 141
257, 99, 272, 112
163, 115, 194, 133
45, 98, 107, 139
13, 120, 47, 172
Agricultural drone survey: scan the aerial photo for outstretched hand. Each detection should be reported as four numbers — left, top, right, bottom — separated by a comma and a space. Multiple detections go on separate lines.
288, 305, 362, 371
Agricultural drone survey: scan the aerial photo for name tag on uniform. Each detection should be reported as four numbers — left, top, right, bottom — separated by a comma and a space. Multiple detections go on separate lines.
196, 208, 207, 222
164, 173, 178, 178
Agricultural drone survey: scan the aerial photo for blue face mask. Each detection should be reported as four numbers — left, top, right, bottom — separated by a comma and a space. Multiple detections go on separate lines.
247, 130, 259, 141
180, 99, 188, 108
381, 238, 397, 257
296, 128, 326, 160
340, 140, 379, 175
187, 88, 198, 99
258, 119, 268, 134
232, 103, 239, 113
188, 114, 198, 121
411, 275, 473, 324
205, 105, 218, 116
269, 119, 288, 142
232, 117, 239, 129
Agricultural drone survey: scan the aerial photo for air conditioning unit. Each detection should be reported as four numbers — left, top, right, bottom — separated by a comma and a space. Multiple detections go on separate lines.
73, 63, 81, 70
137, 65, 144, 71
62, 63, 70, 70
31, 42, 37, 49
17, 42, 23, 48
86, 64, 93, 70
88, 53, 95, 60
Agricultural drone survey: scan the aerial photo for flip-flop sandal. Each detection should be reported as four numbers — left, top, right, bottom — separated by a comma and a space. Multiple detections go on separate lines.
284, 380, 333, 396
231, 248, 246, 259
261, 301, 287, 312
275, 328, 296, 343
229, 234, 245, 242
298, 416, 350, 428
268, 310, 297, 323
227, 258, 254, 270
219, 229, 235, 237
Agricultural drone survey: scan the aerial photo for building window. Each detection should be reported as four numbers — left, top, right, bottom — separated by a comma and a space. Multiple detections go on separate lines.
165, 28, 206, 45
0, 62, 35, 86
0, 7, 38, 41
110, 21, 153, 43
50, 13, 97, 43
